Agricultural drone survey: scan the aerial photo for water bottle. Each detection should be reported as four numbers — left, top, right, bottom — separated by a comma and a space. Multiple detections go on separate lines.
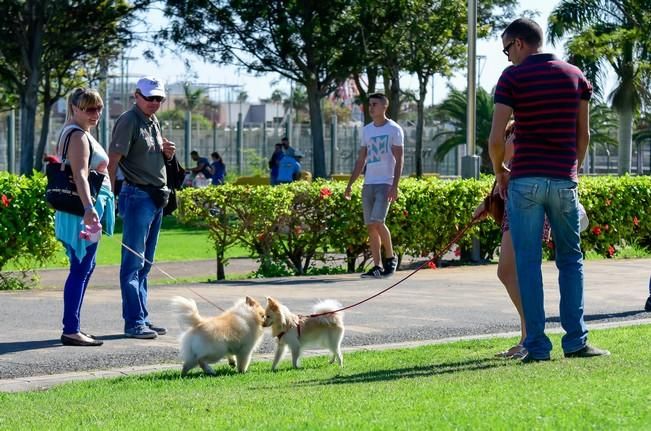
79, 221, 102, 243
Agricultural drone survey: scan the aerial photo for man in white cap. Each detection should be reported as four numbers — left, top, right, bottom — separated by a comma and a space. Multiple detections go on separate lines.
108, 76, 175, 339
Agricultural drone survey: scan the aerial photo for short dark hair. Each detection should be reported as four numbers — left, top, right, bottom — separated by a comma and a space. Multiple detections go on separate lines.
368, 92, 389, 107
190, 150, 198, 156
211, 152, 221, 159
502, 18, 543, 48
281, 137, 289, 142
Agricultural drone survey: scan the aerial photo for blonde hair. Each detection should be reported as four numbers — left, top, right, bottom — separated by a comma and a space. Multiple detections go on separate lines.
66, 87, 103, 121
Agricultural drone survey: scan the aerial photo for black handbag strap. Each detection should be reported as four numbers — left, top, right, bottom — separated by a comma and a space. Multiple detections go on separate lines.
59, 126, 93, 168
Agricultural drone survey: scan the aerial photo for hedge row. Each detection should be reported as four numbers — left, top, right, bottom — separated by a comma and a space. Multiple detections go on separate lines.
0, 173, 648, 286
176, 175, 651, 278
0, 171, 58, 288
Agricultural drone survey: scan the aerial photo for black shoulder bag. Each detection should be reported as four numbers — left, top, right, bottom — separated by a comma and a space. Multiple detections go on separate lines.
45, 129, 106, 216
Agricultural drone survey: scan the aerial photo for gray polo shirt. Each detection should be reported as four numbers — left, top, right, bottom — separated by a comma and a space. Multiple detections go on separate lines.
109, 105, 166, 188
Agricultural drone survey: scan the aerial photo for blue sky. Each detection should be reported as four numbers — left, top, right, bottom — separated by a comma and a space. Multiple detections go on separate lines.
124, 1, 565, 104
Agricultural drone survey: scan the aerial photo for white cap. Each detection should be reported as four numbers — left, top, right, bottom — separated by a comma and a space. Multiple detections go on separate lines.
136, 76, 166, 98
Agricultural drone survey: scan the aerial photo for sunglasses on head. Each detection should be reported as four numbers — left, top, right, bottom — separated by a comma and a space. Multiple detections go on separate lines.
138, 92, 165, 103
78, 106, 103, 115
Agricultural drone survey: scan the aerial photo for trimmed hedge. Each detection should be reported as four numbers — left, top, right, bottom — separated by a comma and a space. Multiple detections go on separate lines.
0, 172, 59, 289
176, 175, 651, 277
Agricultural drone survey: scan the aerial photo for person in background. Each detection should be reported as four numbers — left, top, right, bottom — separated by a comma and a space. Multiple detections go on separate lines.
276, 151, 302, 184
108, 76, 175, 340
269, 143, 284, 185
210, 151, 226, 185
281, 136, 296, 157
190, 150, 212, 181
344, 92, 404, 278
55, 87, 115, 347
645, 277, 651, 312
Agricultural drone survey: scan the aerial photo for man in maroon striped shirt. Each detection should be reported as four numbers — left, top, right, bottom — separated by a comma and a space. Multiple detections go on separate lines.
488, 18, 609, 362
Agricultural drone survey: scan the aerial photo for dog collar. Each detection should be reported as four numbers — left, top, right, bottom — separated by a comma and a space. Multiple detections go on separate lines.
276, 322, 301, 340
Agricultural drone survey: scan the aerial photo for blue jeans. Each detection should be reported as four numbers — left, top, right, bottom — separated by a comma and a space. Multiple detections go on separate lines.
62, 242, 98, 334
118, 183, 163, 331
507, 177, 588, 358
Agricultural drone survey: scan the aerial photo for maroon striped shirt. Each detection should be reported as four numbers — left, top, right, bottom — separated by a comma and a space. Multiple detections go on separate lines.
494, 54, 592, 181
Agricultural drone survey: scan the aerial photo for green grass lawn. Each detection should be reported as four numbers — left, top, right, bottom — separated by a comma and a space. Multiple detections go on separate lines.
1, 324, 649, 430
37, 216, 252, 269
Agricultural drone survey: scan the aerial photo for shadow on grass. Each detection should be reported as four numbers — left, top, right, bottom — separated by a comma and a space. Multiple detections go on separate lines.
295, 357, 505, 387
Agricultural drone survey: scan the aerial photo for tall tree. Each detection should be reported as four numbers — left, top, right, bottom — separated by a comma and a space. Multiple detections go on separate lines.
547, 0, 651, 174
161, 0, 360, 178
0, 0, 146, 174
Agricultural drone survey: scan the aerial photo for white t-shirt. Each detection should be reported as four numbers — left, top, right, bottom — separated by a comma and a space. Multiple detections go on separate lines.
361, 119, 404, 185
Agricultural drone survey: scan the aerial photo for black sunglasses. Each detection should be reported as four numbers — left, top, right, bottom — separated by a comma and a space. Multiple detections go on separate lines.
78, 105, 103, 115
138, 92, 165, 103
502, 40, 515, 56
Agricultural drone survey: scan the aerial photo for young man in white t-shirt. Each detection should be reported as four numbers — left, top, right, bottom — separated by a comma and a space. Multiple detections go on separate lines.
345, 93, 404, 278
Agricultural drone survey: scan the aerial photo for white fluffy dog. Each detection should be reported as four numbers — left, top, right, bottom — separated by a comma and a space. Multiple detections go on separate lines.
263, 297, 345, 371
171, 296, 266, 376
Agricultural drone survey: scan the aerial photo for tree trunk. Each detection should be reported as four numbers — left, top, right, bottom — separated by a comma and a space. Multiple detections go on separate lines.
353, 67, 377, 125
305, 79, 327, 178
617, 103, 633, 175
19, 12, 45, 175
415, 74, 428, 178
387, 66, 401, 121
35, 99, 54, 172
216, 250, 225, 281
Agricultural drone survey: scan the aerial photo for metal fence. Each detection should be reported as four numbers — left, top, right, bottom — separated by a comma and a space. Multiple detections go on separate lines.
1, 110, 650, 177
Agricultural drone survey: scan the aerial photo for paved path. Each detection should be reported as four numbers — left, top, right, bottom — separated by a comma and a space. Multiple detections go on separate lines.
1, 258, 649, 392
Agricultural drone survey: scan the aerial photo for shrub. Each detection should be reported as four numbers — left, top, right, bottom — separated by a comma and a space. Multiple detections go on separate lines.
176, 175, 651, 278
0, 172, 59, 289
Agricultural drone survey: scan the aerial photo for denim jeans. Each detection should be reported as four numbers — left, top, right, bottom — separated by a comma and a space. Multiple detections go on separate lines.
62, 242, 98, 334
118, 183, 163, 331
507, 177, 588, 358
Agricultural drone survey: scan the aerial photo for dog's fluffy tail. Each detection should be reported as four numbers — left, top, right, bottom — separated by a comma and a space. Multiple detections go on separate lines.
170, 296, 203, 329
311, 299, 344, 323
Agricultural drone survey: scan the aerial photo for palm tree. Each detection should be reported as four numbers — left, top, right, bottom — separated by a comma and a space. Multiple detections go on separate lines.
432, 87, 494, 172
588, 102, 619, 172
547, 0, 651, 174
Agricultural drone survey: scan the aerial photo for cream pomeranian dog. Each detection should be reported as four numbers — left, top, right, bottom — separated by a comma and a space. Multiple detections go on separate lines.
171, 296, 266, 376
263, 297, 345, 371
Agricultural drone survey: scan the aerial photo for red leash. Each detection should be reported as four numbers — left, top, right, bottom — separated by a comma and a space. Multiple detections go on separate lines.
308, 213, 483, 318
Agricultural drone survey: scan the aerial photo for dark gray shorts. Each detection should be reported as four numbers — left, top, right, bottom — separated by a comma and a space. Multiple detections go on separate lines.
362, 184, 391, 224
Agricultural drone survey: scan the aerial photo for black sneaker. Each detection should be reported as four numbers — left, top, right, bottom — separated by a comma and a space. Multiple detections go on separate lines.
146, 322, 167, 335
645, 295, 651, 312
361, 266, 383, 278
564, 344, 611, 358
382, 256, 398, 277
520, 352, 551, 363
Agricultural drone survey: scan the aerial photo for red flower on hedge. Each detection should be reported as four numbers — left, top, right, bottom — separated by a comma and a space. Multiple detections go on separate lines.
1, 194, 10, 207
403, 209, 409, 217
427, 261, 437, 270
605, 199, 612, 206
633, 216, 639, 227
608, 245, 615, 257
319, 187, 332, 199
591, 226, 602, 236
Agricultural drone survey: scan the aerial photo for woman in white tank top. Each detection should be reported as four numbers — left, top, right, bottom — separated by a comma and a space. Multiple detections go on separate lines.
52, 88, 115, 347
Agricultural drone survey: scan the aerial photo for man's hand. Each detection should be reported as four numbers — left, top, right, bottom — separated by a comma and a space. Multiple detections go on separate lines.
387, 185, 398, 202
162, 138, 176, 160
344, 185, 352, 201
